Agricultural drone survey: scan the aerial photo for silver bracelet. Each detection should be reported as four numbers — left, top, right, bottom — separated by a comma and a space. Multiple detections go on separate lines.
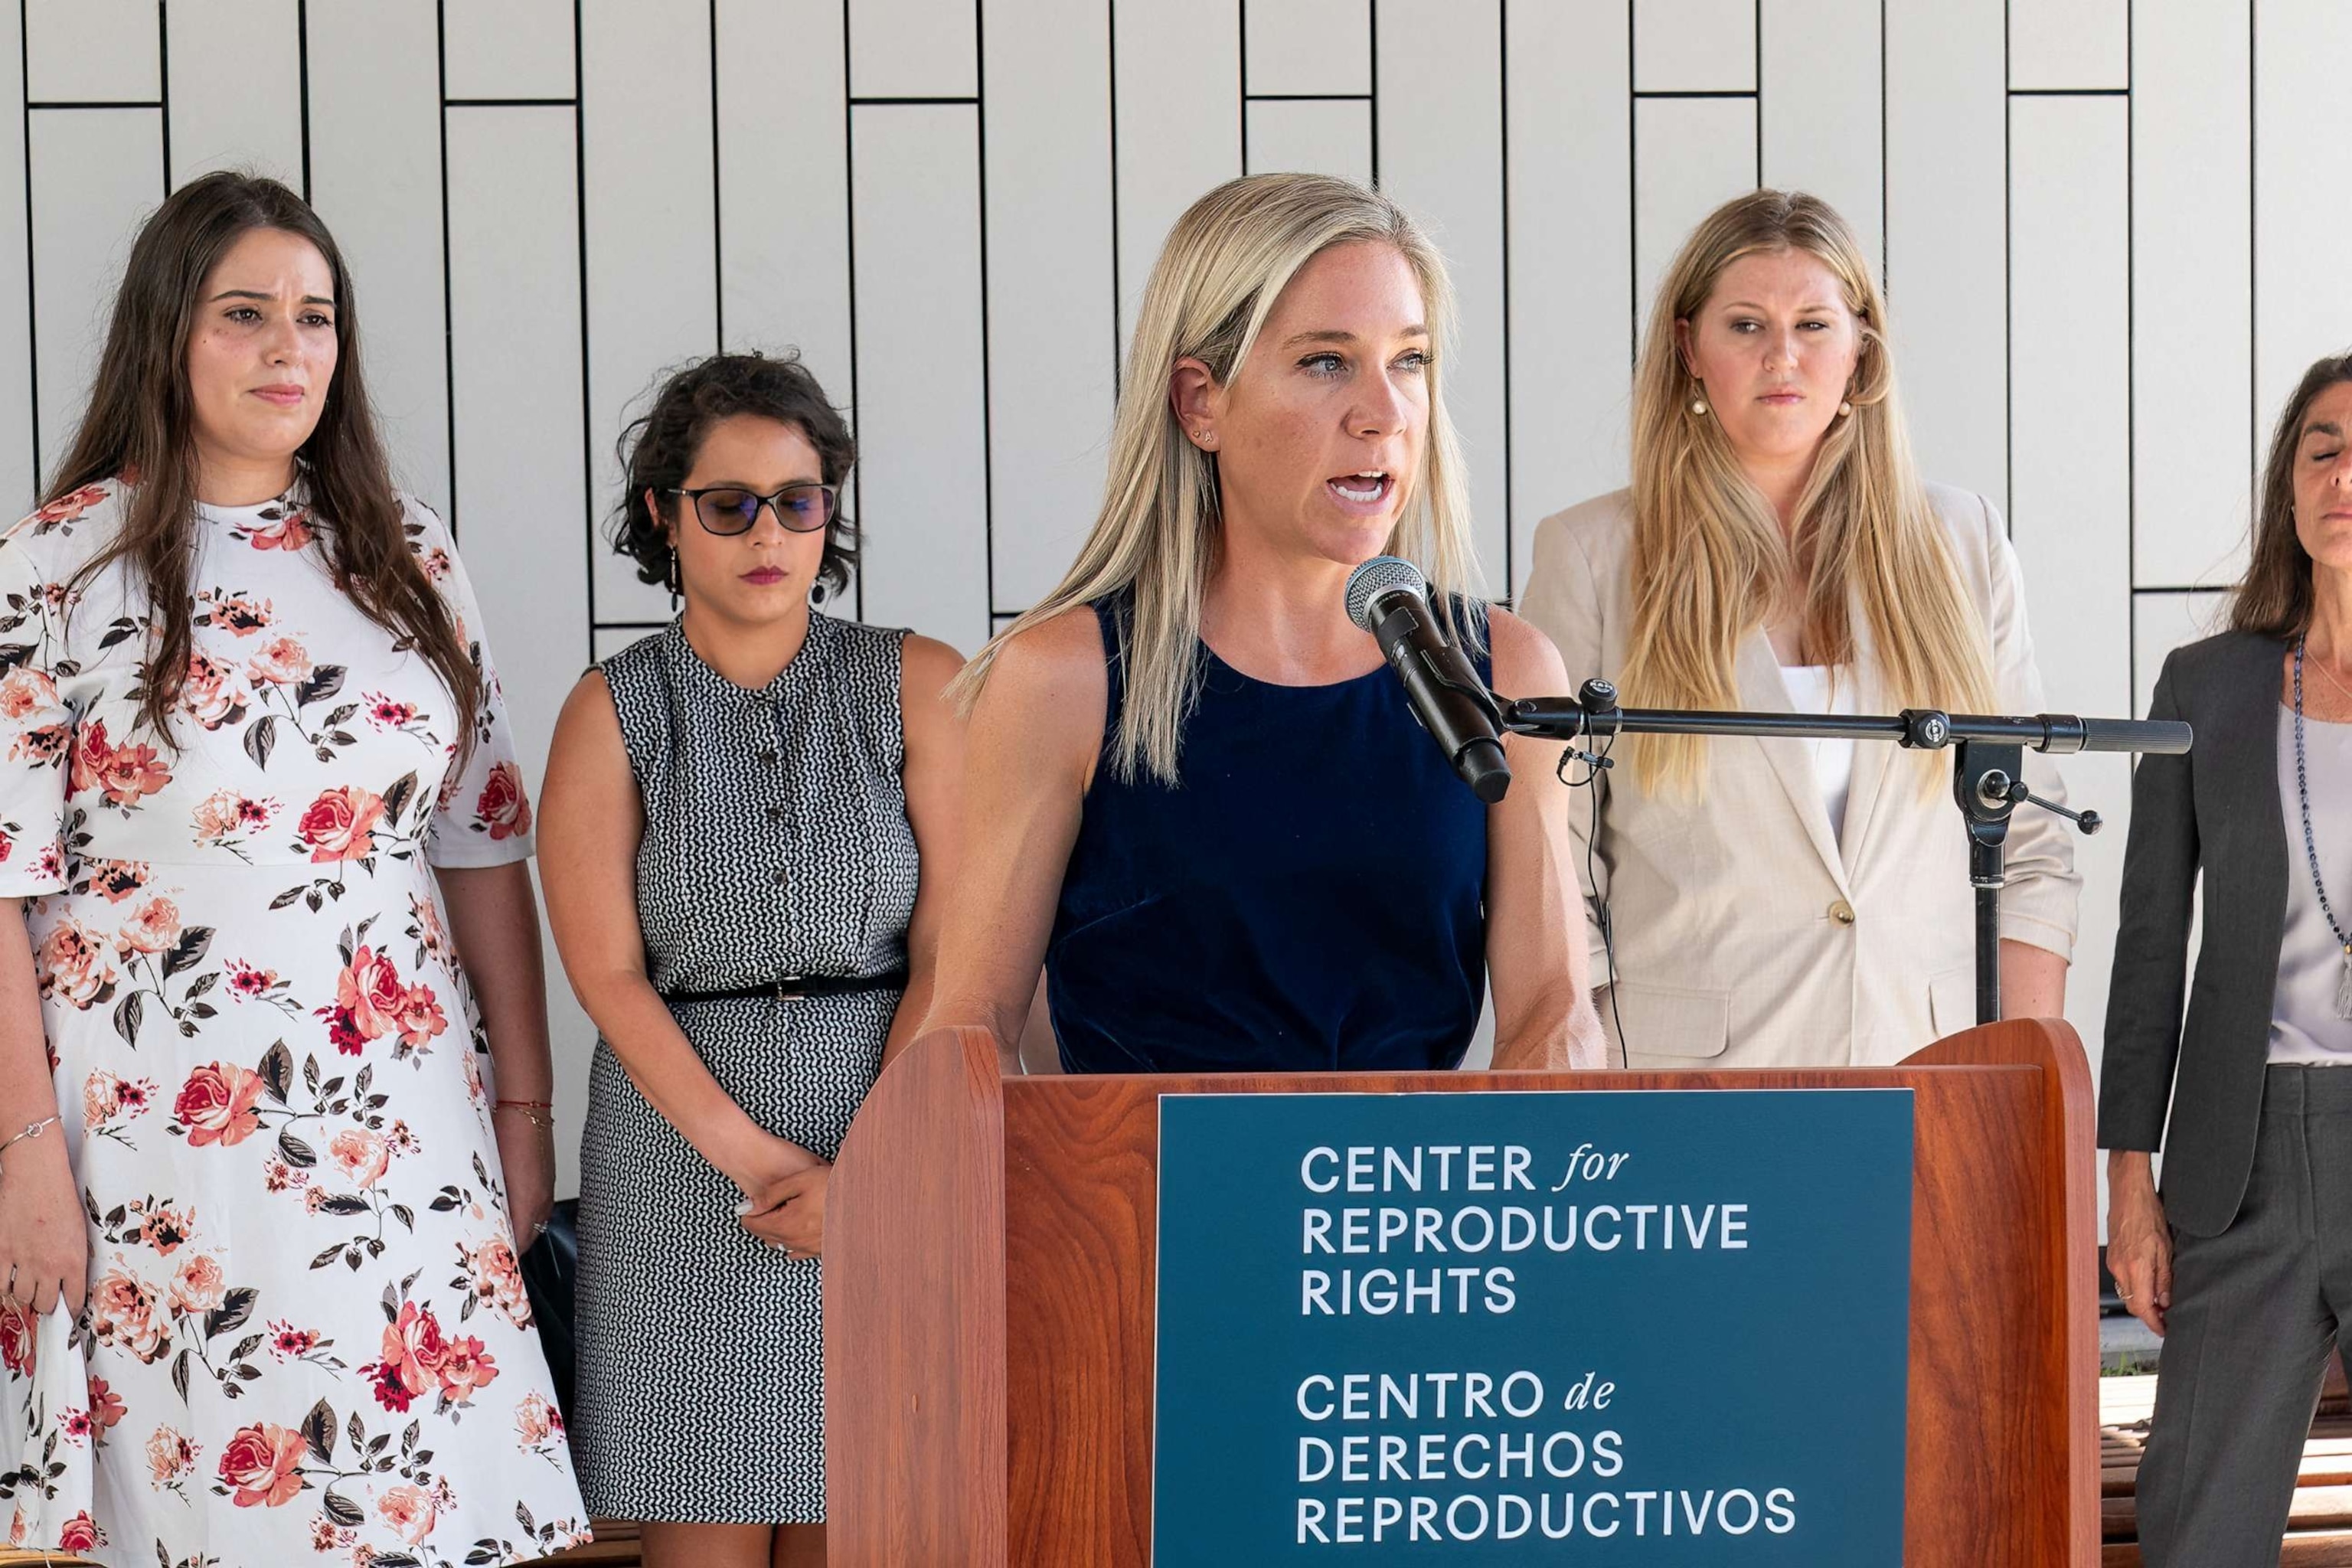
0, 1115, 59, 1160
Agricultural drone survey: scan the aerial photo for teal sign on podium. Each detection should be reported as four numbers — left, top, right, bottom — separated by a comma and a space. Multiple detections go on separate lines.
1152, 1089, 1915, 1564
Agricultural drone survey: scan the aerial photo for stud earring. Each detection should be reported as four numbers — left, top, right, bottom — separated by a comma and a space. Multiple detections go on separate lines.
1837, 400, 1854, 419
1690, 397, 1709, 417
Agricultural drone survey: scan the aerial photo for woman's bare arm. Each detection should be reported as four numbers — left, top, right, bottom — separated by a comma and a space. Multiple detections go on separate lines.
879, 635, 968, 1069
1481, 610, 1608, 1070
917, 611, 1106, 1070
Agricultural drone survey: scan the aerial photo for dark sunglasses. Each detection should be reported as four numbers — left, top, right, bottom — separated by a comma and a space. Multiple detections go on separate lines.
668, 483, 839, 536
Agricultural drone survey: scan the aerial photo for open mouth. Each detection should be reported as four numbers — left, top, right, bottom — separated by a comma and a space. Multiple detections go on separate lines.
1328, 471, 1393, 506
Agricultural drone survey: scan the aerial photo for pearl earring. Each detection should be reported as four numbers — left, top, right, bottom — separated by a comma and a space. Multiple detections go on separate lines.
1690, 398, 1709, 417
1837, 400, 1853, 419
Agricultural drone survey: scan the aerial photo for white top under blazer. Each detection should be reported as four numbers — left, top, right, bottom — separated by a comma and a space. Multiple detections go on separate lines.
1517, 484, 2082, 1070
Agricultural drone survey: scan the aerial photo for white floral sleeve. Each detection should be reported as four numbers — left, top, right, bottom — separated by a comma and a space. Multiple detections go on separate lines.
404, 499, 536, 869
0, 502, 97, 897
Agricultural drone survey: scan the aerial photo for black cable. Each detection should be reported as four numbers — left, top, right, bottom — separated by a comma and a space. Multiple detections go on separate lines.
1557, 728, 1628, 1064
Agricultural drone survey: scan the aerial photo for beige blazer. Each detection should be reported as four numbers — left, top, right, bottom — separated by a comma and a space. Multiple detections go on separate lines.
1518, 485, 2081, 1069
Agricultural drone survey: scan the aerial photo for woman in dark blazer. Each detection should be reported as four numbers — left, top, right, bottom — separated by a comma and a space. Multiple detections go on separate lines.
2104, 348, 2352, 1566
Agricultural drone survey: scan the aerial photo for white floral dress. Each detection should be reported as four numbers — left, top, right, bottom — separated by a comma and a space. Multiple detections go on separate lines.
0, 479, 589, 1566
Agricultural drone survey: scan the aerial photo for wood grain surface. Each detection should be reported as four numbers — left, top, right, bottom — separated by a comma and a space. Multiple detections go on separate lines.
826, 1020, 2099, 1566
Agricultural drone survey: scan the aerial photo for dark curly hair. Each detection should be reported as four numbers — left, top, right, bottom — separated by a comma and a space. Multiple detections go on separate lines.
610, 350, 858, 599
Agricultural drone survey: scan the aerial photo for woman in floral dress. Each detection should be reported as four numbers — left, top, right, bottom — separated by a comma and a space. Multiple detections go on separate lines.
0, 173, 587, 1563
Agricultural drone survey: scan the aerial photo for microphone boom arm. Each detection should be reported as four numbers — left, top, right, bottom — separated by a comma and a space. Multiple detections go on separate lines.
1500, 685, 2192, 1027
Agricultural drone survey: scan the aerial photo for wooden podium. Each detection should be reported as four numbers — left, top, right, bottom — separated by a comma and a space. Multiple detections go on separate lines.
825, 1021, 2099, 1566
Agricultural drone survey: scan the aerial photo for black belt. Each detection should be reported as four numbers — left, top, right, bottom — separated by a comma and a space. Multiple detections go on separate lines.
662, 971, 906, 1006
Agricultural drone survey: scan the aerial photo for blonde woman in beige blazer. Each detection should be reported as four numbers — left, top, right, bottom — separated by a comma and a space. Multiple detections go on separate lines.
1519, 191, 2079, 1070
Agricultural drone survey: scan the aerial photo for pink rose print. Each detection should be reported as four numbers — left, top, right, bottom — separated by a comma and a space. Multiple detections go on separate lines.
36, 918, 117, 1009
86, 857, 151, 902
200, 591, 273, 637
514, 1390, 564, 1449
295, 785, 384, 862
459, 1236, 533, 1329
215, 1421, 306, 1508
325, 946, 406, 1050
114, 894, 181, 956
377, 1479, 447, 1545
394, 982, 447, 1052
70, 720, 172, 807
172, 1063, 265, 1148
134, 1201, 190, 1255
239, 509, 314, 551
54, 1511, 103, 1552
475, 761, 532, 841
0, 666, 57, 720
90, 1265, 165, 1363
26, 484, 107, 527
244, 633, 312, 686
328, 1127, 390, 1189
87, 1376, 124, 1432
0, 1297, 34, 1376
168, 1253, 227, 1316
181, 649, 249, 730
146, 1425, 198, 1488
435, 1336, 499, 1404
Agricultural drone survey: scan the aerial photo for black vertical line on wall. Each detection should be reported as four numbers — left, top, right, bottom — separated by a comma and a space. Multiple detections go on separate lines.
841, 0, 863, 621
708, 0, 724, 348
573, 0, 597, 644
1999, 0, 2011, 536
1367, 0, 1380, 187
1498, 0, 1513, 599
18, 0, 39, 481
1877, 0, 1889, 289
156, 1, 172, 191
1237, 0, 1250, 171
1751, 0, 1762, 187
434, 1, 458, 536
296, 0, 312, 201
1625, 0, 1637, 362
2125, 1, 2136, 704
1106, 0, 1121, 397
975, 0, 996, 621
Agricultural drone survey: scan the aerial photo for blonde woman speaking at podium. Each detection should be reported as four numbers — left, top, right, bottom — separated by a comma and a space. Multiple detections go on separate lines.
924, 174, 1606, 1075
1519, 191, 2079, 1069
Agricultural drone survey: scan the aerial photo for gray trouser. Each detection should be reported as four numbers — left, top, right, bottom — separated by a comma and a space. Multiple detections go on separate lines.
2138, 1064, 2352, 1566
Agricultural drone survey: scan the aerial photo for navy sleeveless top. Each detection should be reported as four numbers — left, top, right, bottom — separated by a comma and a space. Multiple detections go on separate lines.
1047, 595, 1491, 1074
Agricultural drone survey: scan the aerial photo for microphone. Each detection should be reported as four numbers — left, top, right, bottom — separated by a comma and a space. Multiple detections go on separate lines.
1344, 556, 1511, 804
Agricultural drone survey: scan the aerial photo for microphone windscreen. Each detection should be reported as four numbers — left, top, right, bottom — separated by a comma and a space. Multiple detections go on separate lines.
1344, 555, 1426, 632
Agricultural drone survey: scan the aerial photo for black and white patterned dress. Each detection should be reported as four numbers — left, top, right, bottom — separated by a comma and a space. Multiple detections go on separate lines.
571, 613, 916, 1522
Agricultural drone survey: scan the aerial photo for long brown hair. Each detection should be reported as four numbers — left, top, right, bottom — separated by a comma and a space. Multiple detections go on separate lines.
2230, 351, 2352, 639
1622, 189, 1992, 794
39, 171, 481, 749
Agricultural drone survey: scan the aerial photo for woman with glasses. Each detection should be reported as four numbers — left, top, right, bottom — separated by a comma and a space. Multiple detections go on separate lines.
537, 351, 962, 1567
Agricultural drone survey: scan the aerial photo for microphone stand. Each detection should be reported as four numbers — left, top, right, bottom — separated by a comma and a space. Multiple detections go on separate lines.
1497, 683, 2194, 1027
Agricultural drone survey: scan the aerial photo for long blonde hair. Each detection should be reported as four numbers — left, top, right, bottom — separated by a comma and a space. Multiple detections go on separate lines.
1622, 188, 1993, 794
949, 172, 1482, 785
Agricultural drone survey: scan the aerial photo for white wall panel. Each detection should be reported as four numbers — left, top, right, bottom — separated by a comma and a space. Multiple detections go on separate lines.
2009, 0, 2128, 93
0, 0, 32, 511
1885, 0, 2006, 513
2133, 0, 2252, 590
1111, 0, 1239, 348
851, 105, 989, 650
982, 0, 1115, 615
849, 0, 975, 100
1243, 0, 1369, 96
27, 110, 159, 476
582, 0, 716, 626
1506, 0, 1630, 576
2011, 97, 2132, 720
1379, 0, 1506, 588
24, 0, 156, 103
444, 0, 577, 100
716, 0, 852, 394
306, 2, 450, 515
1633, 0, 1754, 93
445, 103, 590, 1194
166, 0, 303, 187
1244, 97, 1370, 188
2254, 2, 2352, 486
1760, 0, 1882, 274
1632, 96, 1756, 331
